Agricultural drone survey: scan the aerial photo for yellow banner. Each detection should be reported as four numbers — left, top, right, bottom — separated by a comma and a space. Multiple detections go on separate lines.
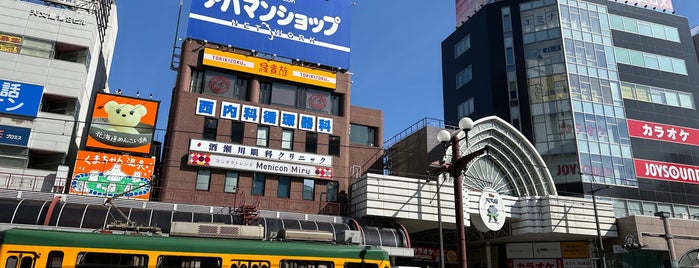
0, 34, 22, 44
202, 48, 337, 89
561, 241, 589, 258
0, 43, 19, 54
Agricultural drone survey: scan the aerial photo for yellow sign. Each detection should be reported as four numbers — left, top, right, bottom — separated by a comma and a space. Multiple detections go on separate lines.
202, 48, 337, 89
0, 43, 19, 54
561, 241, 589, 258
0, 34, 22, 54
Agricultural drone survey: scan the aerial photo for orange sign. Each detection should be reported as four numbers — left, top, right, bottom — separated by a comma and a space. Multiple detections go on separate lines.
561, 241, 589, 258
202, 48, 337, 89
86, 93, 159, 154
70, 150, 155, 200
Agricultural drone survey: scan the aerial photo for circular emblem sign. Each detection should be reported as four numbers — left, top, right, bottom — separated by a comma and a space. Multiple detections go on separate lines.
308, 93, 328, 110
208, 76, 231, 94
474, 187, 506, 232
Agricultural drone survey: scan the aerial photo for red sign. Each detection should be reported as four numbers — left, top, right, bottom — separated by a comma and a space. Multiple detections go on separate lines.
627, 119, 697, 146
508, 258, 563, 268
634, 159, 699, 184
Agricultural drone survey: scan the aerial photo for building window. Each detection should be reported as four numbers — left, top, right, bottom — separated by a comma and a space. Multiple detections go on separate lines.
350, 124, 376, 146
303, 179, 315, 200
457, 97, 475, 118
189, 69, 249, 100
328, 135, 340, 156
258, 81, 342, 116
454, 34, 471, 58
281, 129, 294, 150
256, 126, 269, 147
252, 173, 265, 196
230, 122, 245, 144
278, 176, 291, 198
203, 118, 218, 140
305, 132, 318, 153
327, 181, 338, 202
456, 65, 473, 88
0, 33, 90, 65
40, 94, 77, 116
196, 169, 211, 191
224, 171, 238, 193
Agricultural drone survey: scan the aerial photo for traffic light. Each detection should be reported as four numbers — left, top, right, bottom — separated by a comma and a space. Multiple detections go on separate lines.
621, 242, 646, 250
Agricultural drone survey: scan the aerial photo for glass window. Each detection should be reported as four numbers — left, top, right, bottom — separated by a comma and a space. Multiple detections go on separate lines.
270, 82, 297, 108
622, 17, 638, 33
252, 173, 266, 196
303, 179, 315, 200
678, 93, 694, 109
278, 176, 291, 198
349, 124, 376, 146
657, 56, 673, 72
233, 77, 249, 100
47, 251, 64, 268
203, 118, 218, 140
637, 21, 652, 36
327, 181, 338, 202
664, 26, 680, 42
231, 122, 245, 144
614, 48, 630, 64
190, 70, 204, 93
454, 34, 470, 58
305, 132, 318, 153
505, 47, 515, 65
224, 171, 238, 193
196, 169, 211, 191
305, 89, 333, 114
259, 82, 272, 104
670, 58, 687, 75
455, 65, 472, 88
21, 37, 53, 58
665, 91, 679, 107
328, 135, 340, 156
620, 83, 633, 99
77, 252, 147, 267
643, 54, 659, 69
281, 129, 294, 150
203, 70, 237, 98
628, 50, 644, 66
608, 14, 623, 30
256, 126, 269, 147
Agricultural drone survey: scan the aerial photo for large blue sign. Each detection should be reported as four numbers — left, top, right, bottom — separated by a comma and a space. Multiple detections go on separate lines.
0, 125, 31, 147
0, 79, 44, 117
187, 0, 351, 69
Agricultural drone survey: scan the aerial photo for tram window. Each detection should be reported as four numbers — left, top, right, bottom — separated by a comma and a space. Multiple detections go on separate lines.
19, 256, 32, 268
5, 256, 18, 268
345, 263, 379, 268
280, 260, 334, 268
46, 251, 64, 268
157, 256, 222, 268
76, 252, 147, 268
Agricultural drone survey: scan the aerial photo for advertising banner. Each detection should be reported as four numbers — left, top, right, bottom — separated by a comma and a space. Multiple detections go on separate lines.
202, 48, 337, 89
610, 0, 673, 11
627, 119, 698, 146
634, 158, 699, 184
0, 79, 43, 117
0, 33, 22, 54
187, 0, 351, 69
561, 241, 590, 258
86, 93, 159, 154
507, 258, 563, 268
189, 151, 332, 179
70, 150, 155, 200
0, 125, 31, 147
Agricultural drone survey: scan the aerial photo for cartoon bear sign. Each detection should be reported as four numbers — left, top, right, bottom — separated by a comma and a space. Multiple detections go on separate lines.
86, 93, 159, 154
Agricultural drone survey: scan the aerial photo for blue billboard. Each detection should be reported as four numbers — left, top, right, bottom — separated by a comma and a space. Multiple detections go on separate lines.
0, 125, 31, 147
0, 79, 43, 117
187, 0, 351, 69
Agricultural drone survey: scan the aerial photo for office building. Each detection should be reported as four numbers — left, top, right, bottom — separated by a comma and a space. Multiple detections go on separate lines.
0, 0, 117, 192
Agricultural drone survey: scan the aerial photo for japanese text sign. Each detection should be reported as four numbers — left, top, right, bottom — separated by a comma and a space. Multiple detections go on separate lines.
0, 79, 43, 117
190, 138, 332, 166
70, 150, 155, 200
86, 93, 160, 154
202, 48, 337, 89
627, 119, 696, 146
634, 158, 699, 185
187, 0, 351, 69
0, 125, 31, 147
189, 151, 332, 179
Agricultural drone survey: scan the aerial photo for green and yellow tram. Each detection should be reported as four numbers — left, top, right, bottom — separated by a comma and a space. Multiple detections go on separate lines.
0, 228, 390, 268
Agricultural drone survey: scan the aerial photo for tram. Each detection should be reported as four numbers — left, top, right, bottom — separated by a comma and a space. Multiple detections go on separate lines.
0, 228, 390, 268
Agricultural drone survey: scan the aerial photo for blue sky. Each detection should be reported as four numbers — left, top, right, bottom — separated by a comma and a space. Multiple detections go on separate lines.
109, 0, 699, 143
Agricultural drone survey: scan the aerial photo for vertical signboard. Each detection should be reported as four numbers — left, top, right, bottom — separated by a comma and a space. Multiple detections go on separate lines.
187, 0, 351, 69
70, 150, 155, 200
86, 93, 159, 154
0, 79, 43, 117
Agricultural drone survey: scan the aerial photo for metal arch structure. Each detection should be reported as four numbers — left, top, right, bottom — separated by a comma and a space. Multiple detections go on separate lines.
443, 116, 557, 197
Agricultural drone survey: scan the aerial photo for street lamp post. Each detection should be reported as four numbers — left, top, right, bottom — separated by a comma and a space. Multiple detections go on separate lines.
655, 211, 679, 268
426, 173, 446, 268
435, 117, 488, 268
589, 185, 612, 268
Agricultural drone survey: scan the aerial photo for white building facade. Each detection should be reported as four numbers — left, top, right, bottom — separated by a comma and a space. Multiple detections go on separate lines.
0, 0, 118, 191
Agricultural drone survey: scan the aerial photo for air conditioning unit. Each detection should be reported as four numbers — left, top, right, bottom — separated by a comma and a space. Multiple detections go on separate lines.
336, 230, 362, 244
277, 229, 334, 242
170, 222, 264, 240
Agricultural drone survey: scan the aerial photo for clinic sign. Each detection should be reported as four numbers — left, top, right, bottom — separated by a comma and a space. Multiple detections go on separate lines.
196, 98, 334, 134
187, 0, 351, 69
0, 79, 43, 117
189, 138, 332, 166
202, 48, 336, 89
188, 151, 332, 179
